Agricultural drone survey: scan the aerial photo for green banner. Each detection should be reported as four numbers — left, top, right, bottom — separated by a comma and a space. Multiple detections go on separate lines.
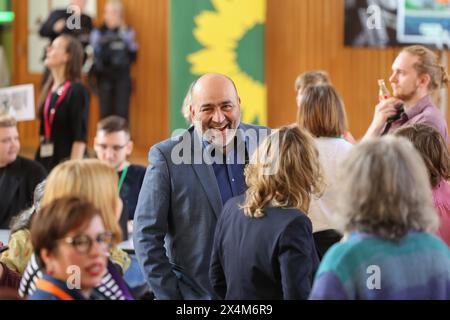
170, 0, 267, 132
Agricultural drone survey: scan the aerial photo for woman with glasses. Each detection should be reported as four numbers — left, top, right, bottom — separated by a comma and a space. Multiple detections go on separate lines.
29, 197, 112, 300
19, 159, 133, 299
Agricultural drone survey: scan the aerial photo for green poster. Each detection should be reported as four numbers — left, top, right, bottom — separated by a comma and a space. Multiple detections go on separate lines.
170, 0, 267, 132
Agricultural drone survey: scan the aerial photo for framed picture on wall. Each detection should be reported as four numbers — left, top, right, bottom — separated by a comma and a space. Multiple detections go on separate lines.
344, 0, 400, 47
27, 0, 97, 74
0, 84, 35, 121
397, 0, 450, 45
344, 0, 450, 47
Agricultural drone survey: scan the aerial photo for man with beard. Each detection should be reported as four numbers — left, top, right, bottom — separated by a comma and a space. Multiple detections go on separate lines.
134, 73, 269, 300
363, 45, 448, 142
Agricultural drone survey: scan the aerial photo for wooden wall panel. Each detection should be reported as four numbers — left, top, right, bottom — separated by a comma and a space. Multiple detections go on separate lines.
12, 0, 168, 158
12, 0, 450, 157
266, 0, 450, 139
120, 0, 168, 157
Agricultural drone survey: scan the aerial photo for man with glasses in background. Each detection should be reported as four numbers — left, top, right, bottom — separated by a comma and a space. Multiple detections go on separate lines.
94, 115, 145, 235
94, 115, 148, 298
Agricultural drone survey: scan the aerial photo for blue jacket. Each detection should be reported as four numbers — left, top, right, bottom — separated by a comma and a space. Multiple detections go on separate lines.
133, 123, 270, 300
28, 274, 86, 300
210, 195, 319, 300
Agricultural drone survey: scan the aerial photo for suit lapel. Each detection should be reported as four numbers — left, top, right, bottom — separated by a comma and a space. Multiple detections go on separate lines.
187, 124, 269, 219
191, 163, 222, 219
189, 129, 222, 219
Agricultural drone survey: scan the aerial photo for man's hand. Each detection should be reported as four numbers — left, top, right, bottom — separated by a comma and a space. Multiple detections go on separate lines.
363, 98, 402, 140
53, 19, 66, 33
372, 98, 401, 127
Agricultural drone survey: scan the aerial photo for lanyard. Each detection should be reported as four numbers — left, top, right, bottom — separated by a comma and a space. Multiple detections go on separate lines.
35, 279, 75, 300
43, 81, 71, 141
118, 164, 129, 194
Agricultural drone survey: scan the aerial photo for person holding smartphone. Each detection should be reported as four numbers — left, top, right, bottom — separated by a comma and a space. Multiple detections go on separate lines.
363, 45, 448, 143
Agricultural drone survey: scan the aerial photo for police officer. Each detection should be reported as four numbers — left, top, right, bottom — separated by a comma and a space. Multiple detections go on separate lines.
90, 0, 138, 121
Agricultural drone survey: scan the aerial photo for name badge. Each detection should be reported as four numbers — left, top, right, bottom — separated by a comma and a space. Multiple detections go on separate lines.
40, 143, 54, 158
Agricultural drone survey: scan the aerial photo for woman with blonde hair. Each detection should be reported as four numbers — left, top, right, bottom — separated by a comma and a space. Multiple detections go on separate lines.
297, 84, 353, 259
210, 126, 323, 300
16, 159, 132, 299
310, 136, 450, 300
41, 159, 123, 247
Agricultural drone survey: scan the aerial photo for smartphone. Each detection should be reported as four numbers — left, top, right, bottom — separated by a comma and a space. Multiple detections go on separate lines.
387, 103, 404, 123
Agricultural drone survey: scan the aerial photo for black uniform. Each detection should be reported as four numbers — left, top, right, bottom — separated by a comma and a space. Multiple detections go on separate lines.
90, 24, 138, 121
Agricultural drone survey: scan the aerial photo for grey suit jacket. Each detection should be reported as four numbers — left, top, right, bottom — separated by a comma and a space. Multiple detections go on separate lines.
134, 123, 269, 300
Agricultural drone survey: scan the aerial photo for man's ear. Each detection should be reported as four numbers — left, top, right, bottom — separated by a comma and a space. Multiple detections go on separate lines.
419, 73, 431, 89
93, 137, 100, 155
126, 140, 133, 156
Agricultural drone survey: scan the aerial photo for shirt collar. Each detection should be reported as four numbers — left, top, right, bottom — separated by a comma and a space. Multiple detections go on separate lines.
404, 95, 433, 120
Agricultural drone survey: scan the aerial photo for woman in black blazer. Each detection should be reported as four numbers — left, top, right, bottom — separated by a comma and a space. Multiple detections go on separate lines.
210, 126, 323, 300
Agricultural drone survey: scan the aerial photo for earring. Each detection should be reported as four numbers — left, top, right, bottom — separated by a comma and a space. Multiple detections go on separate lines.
47, 267, 55, 276
46, 260, 56, 276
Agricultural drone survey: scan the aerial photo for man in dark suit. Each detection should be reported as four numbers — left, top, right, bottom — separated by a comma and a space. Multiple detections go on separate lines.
0, 114, 46, 228
134, 73, 270, 299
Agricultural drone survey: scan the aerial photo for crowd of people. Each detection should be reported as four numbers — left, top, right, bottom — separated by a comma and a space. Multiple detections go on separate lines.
0, 0, 449, 301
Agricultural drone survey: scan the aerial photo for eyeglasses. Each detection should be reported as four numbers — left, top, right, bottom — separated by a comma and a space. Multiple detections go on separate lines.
62, 231, 114, 254
95, 143, 128, 152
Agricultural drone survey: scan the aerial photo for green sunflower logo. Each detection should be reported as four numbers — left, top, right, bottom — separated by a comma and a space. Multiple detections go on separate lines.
187, 0, 267, 125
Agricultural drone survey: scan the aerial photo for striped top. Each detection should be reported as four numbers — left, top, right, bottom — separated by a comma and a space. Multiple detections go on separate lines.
309, 231, 450, 300
19, 253, 134, 300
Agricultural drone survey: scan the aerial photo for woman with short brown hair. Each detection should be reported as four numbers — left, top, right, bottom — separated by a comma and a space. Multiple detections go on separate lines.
29, 197, 111, 300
